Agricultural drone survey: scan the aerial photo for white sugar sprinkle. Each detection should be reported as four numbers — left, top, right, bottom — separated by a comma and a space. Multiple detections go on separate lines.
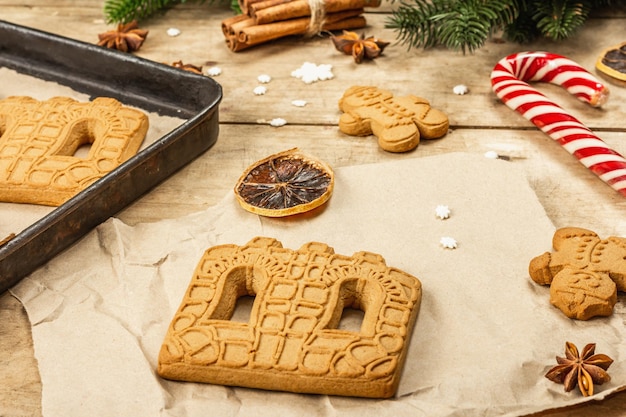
257, 74, 272, 83
166, 27, 181, 37
453, 84, 469, 95
253, 86, 267, 95
440, 237, 458, 249
206, 66, 222, 76
291, 62, 334, 84
270, 118, 287, 127
484, 150, 499, 159
435, 205, 451, 220
291, 100, 307, 107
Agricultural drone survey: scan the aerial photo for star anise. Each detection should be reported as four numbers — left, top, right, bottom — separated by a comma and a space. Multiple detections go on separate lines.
171, 60, 203, 75
331, 30, 389, 64
545, 342, 613, 397
97, 21, 149, 53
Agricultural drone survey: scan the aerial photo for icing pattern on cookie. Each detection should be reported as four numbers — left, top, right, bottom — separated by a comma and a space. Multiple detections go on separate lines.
158, 237, 422, 398
0, 96, 148, 206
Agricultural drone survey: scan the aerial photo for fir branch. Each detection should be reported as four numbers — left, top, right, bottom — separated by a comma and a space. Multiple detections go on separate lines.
502, 0, 540, 43
103, 0, 226, 24
434, 0, 517, 53
105, 0, 180, 23
386, 0, 517, 53
532, 0, 591, 40
385, 0, 445, 50
387, 0, 620, 53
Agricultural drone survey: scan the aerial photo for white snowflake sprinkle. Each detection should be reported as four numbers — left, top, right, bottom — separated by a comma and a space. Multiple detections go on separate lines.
453, 84, 469, 95
291, 100, 307, 107
435, 205, 451, 220
257, 74, 272, 83
291, 62, 334, 84
315, 64, 333, 80
206, 66, 222, 76
440, 237, 458, 249
269, 118, 287, 127
253, 86, 267, 95
166, 27, 181, 37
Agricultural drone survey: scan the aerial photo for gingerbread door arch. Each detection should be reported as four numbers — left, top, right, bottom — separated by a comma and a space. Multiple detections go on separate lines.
0, 96, 147, 206
158, 237, 422, 398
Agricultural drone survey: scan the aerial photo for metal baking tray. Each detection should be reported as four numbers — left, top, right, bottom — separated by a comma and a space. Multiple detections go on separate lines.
0, 20, 222, 293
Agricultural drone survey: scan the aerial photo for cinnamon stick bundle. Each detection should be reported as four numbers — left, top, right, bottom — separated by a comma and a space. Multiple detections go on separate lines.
253, 0, 380, 25
227, 9, 365, 51
224, 0, 380, 51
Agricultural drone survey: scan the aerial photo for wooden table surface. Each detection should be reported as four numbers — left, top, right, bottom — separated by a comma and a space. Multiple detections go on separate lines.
1, 1, 625, 415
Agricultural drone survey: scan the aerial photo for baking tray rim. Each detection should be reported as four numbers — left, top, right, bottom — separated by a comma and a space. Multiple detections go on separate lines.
0, 20, 223, 293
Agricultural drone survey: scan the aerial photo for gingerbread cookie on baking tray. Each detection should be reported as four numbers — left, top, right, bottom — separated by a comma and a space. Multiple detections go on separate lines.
0, 95, 148, 206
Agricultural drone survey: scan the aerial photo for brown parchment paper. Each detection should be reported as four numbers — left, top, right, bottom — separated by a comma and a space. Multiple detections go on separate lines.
10, 153, 626, 417
0, 68, 184, 238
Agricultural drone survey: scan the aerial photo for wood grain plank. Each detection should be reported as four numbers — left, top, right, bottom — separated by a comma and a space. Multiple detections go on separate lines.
1, 1, 625, 416
3, 5, 625, 129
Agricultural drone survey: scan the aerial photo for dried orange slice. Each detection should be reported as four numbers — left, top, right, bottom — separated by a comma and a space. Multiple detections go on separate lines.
596, 42, 626, 86
234, 148, 334, 217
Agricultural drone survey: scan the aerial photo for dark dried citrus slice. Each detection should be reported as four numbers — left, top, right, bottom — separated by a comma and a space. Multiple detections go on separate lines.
234, 148, 334, 217
596, 42, 626, 86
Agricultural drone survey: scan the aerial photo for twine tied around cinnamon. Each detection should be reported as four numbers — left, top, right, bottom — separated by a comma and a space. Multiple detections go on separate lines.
223, 0, 381, 52
305, 0, 327, 37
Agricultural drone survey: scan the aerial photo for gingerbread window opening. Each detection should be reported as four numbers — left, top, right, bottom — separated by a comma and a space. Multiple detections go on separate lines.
200, 264, 267, 323
327, 277, 383, 336
337, 307, 365, 332
231, 295, 255, 323
52, 119, 99, 159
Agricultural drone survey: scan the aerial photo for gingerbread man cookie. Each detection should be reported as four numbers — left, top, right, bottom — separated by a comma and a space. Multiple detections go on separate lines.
529, 227, 626, 320
338, 86, 449, 153
158, 237, 422, 398
0, 96, 148, 206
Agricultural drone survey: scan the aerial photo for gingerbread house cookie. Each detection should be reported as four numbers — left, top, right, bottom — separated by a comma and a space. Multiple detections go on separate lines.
0, 96, 148, 206
158, 237, 422, 398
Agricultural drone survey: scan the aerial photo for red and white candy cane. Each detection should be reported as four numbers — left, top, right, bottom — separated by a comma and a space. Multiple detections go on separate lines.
491, 51, 626, 197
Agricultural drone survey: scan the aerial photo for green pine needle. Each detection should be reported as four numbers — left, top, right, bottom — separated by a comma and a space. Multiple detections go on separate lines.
104, 0, 184, 23
532, 0, 591, 40
103, 0, 239, 24
385, 0, 444, 50
386, 0, 517, 53
387, 0, 619, 52
434, 0, 518, 53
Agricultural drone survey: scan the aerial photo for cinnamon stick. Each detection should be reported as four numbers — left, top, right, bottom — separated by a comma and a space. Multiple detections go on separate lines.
228, 11, 366, 51
227, 16, 257, 37
221, 13, 250, 36
238, 0, 267, 15
248, 0, 294, 14
252, 0, 380, 25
